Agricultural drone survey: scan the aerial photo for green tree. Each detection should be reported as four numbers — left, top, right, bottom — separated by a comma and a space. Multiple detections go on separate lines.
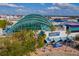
37, 33, 46, 48
0, 20, 9, 29
50, 25, 56, 31
66, 27, 71, 38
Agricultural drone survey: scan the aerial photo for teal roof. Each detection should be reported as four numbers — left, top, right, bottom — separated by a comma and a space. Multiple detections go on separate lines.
6, 14, 51, 33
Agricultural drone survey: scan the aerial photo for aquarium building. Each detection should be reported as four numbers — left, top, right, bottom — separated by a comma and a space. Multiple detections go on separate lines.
5, 14, 51, 33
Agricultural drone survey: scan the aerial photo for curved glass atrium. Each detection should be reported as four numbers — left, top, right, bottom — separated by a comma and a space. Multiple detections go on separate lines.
6, 14, 52, 33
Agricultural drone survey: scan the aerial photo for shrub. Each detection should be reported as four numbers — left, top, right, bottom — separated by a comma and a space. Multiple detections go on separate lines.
74, 44, 79, 50
37, 34, 46, 48
50, 25, 56, 31
0, 30, 36, 56
0, 30, 46, 56
75, 35, 79, 41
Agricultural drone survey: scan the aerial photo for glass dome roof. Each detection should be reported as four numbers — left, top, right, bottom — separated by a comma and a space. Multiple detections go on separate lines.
6, 14, 52, 33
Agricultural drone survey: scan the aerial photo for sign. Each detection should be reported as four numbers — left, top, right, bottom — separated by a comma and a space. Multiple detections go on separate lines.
49, 32, 60, 36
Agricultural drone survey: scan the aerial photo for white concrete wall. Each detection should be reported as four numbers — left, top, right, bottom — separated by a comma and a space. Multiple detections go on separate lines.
45, 31, 67, 38
45, 30, 79, 43
69, 32, 79, 37
0, 28, 3, 36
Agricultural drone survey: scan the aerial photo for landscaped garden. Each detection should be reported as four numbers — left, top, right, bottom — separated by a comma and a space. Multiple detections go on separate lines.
0, 30, 46, 56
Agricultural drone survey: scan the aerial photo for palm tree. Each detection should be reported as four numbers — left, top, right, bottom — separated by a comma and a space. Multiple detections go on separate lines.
50, 25, 56, 31
66, 28, 70, 39
64, 26, 71, 51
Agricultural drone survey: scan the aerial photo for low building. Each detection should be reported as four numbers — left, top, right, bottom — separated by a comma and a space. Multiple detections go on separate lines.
45, 19, 79, 43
